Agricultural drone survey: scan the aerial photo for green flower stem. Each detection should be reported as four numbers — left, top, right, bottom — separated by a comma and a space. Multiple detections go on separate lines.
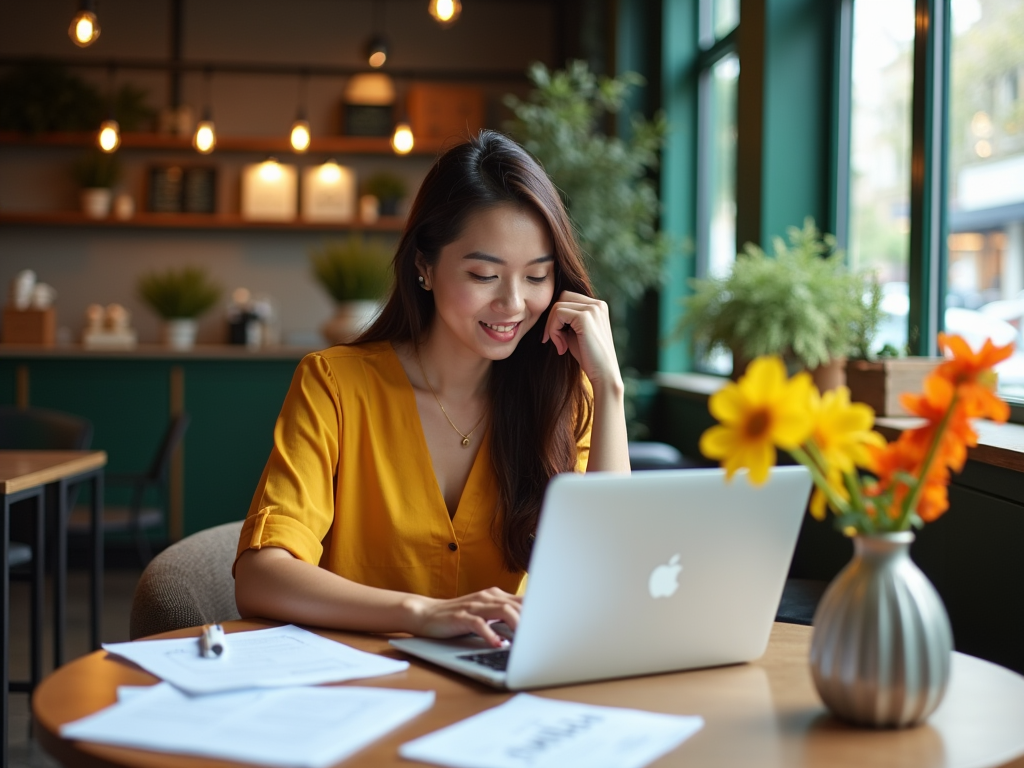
896, 390, 959, 530
790, 445, 852, 517
842, 470, 875, 533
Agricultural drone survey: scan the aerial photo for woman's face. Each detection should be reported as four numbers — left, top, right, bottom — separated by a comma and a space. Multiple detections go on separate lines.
419, 203, 556, 361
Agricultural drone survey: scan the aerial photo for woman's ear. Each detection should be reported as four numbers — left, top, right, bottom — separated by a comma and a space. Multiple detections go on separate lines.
414, 253, 431, 290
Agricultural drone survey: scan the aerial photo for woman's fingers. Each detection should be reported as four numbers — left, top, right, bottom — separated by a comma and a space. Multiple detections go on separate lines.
417, 590, 522, 647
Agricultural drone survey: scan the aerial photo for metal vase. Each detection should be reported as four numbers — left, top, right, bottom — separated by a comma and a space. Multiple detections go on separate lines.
809, 531, 953, 728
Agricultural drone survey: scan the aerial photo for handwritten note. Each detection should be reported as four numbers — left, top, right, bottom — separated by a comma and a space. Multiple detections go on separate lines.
399, 693, 703, 768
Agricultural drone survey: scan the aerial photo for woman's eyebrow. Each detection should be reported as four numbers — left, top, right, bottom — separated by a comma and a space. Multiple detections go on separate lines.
462, 252, 555, 265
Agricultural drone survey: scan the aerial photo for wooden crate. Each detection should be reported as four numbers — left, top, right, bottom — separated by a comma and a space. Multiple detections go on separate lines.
2, 307, 56, 346
407, 84, 485, 143
845, 357, 942, 416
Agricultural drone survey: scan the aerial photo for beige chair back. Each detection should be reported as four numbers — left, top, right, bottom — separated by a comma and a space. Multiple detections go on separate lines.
129, 520, 243, 640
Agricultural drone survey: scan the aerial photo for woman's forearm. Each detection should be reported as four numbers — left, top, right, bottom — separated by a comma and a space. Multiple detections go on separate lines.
584, 377, 631, 473
234, 546, 428, 633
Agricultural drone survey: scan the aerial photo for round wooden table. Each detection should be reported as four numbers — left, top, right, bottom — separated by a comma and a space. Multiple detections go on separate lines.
33, 621, 1024, 768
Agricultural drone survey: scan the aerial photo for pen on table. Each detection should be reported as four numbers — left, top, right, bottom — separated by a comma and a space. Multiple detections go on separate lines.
199, 624, 227, 658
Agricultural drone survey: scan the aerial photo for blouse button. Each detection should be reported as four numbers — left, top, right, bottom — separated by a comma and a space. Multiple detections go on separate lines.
448, 542, 458, 552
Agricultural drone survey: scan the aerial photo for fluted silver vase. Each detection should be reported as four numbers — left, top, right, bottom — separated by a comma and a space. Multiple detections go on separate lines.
809, 531, 953, 728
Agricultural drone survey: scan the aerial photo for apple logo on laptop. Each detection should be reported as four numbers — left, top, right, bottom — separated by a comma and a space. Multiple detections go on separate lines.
648, 554, 683, 598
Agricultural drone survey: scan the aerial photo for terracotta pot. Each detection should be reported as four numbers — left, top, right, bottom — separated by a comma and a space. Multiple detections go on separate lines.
80, 188, 112, 219
810, 356, 847, 392
321, 301, 381, 345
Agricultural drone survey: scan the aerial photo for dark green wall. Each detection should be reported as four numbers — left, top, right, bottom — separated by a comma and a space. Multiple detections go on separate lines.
1, 356, 297, 540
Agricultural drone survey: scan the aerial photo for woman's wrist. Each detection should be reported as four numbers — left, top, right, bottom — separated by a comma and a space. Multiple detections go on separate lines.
590, 373, 625, 401
398, 593, 434, 635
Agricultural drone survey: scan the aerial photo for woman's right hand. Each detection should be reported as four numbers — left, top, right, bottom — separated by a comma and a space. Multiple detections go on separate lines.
404, 587, 522, 648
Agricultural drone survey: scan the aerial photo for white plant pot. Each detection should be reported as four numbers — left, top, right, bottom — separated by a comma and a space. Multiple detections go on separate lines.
80, 188, 113, 219
163, 318, 199, 350
321, 301, 381, 345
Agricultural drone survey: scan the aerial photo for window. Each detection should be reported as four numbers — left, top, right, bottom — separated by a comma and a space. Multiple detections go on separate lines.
847, 0, 916, 356
695, 0, 739, 374
946, 0, 1024, 398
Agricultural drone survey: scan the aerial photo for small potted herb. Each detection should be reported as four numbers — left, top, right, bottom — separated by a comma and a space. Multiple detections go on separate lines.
363, 172, 407, 217
311, 237, 392, 343
138, 266, 222, 350
73, 151, 121, 219
678, 218, 868, 391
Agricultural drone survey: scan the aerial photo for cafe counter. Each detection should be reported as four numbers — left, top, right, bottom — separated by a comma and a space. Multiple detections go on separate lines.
0, 344, 313, 541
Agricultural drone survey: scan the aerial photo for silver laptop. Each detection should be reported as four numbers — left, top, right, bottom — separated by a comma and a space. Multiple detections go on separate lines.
389, 466, 812, 689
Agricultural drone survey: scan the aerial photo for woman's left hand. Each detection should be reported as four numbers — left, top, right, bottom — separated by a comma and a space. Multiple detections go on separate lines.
542, 291, 622, 390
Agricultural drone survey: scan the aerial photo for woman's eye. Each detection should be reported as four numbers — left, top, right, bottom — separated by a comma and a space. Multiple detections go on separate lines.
469, 273, 498, 282
527, 274, 550, 284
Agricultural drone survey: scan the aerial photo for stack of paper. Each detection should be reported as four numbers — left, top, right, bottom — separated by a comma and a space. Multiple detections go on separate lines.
64, 682, 434, 768
62, 625, 431, 767
100, 624, 409, 694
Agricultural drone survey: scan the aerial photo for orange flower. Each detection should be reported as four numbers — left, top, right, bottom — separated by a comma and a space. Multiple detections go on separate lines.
864, 437, 953, 522
899, 373, 977, 474
935, 333, 1013, 422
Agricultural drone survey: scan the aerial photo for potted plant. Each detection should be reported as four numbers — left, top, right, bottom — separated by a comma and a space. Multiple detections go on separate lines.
505, 60, 669, 437
363, 172, 407, 217
678, 218, 868, 391
138, 266, 222, 350
311, 237, 392, 344
844, 283, 943, 415
73, 151, 121, 219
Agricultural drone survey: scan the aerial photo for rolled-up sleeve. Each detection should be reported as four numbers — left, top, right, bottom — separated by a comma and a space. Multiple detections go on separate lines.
235, 353, 341, 571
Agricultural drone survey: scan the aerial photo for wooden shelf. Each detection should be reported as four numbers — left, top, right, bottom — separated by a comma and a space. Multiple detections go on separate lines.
0, 131, 451, 156
0, 211, 406, 232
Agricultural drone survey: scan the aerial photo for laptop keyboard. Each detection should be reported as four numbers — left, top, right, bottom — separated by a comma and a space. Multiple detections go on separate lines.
457, 649, 510, 671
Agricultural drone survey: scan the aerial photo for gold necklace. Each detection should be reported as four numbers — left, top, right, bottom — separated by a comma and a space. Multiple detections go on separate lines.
415, 352, 487, 447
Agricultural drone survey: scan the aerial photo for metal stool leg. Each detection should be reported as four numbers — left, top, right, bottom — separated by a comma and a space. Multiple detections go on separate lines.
30, 489, 44, 693
89, 471, 104, 651
2, 494, 11, 765
53, 479, 69, 668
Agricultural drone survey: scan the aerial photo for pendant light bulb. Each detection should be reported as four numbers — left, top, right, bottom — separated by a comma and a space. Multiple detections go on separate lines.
69, 6, 101, 47
366, 36, 389, 68
193, 120, 217, 154
428, 0, 462, 26
97, 119, 120, 153
290, 120, 311, 153
391, 122, 414, 155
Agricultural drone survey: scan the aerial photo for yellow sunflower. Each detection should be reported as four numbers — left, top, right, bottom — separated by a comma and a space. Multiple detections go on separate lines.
806, 386, 886, 520
699, 357, 815, 484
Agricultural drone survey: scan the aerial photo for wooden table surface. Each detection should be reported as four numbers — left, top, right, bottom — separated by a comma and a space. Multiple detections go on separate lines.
0, 450, 108, 494
32, 620, 1024, 768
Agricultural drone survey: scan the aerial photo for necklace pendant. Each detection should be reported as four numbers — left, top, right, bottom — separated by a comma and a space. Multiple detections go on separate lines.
461, 437, 470, 447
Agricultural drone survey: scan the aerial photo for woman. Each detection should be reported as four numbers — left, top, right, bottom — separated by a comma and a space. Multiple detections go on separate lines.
234, 130, 629, 648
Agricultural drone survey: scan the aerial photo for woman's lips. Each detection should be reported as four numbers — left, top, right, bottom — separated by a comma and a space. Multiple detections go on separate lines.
480, 321, 521, 342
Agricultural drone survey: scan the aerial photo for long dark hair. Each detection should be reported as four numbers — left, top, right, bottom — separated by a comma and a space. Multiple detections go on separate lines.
357, 130, 593, 572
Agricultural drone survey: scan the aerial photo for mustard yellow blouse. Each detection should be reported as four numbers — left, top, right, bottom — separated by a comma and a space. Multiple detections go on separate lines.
235, 341, 591, 598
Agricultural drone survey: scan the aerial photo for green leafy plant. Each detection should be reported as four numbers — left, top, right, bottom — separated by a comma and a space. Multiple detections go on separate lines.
363, 173, 407, 202
0, 62, 155, 134
678, 218, 869, 371
311, 238, 392, 303
138, 267, 222, 320
73, 151, 121, 189
504, 60, 670, 308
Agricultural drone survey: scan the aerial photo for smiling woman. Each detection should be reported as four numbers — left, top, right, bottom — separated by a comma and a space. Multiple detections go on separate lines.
233, 131, 630, 649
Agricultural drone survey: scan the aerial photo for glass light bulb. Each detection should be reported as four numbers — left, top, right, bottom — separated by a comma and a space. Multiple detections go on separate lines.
391, 123, 414, 155
290, 120, 311, 153
259, 159, 283, 182
97, 119, 120, 153
368, 50, 387, 68
69, 10, 100, 47
193, 121, 216, 154
318, 161, 342, 184
428, 0, 462, 26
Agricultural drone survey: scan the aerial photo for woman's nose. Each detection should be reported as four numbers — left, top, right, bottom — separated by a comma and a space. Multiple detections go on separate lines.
494, 281, 525, 314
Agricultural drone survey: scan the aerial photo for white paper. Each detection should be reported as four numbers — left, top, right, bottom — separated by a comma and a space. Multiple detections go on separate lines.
399, 693, 703, 768
102, 624, 408, 695
62, 682, 435, 768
